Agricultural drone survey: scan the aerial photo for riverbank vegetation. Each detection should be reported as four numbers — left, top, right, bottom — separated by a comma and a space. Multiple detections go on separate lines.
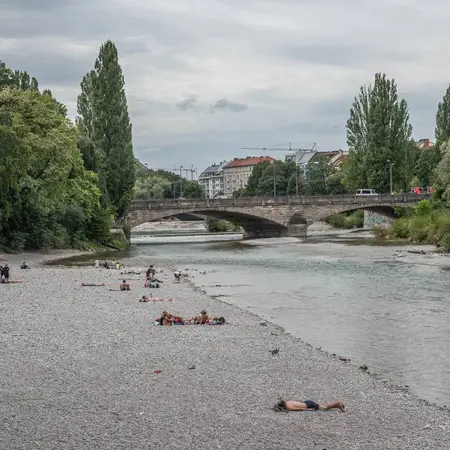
133, 164, 204, 200
377, 141, 450, 249
325, 210, 364, 229
0, 41, 136, 252
205, 217, 241, 233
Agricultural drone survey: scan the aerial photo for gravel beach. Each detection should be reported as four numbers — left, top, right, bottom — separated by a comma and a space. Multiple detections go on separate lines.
1, 258, 450, 449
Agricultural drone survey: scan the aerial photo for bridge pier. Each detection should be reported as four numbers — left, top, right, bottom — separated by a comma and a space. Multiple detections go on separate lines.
285, 224, 307, 240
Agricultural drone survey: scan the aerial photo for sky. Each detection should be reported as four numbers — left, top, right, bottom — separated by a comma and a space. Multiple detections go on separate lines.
1, 0, 448, 176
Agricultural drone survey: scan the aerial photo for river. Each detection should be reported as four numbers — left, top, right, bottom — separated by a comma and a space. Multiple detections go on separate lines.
126, 238, 450, 407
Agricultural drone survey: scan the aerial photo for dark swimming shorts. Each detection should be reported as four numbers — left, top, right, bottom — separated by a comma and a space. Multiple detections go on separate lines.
304, 400, 319, 410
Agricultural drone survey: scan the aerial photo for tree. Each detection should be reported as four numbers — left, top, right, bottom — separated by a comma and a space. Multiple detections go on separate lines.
435, 85, 450, 147
345, 73, 412, 193
434, 140, 450, 202
303, 155, 333, 195
182, 181, 205, 199
246, 161, 271, 195
76, 41, 135, 216
0, 87, 104, 250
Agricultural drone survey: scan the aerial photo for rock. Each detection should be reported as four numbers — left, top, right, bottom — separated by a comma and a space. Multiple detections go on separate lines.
359, 364, 368, 371
259, 321, 267, 326
339, 357, 348, 362
423, 424, 432, 430
188, 364, 195, 370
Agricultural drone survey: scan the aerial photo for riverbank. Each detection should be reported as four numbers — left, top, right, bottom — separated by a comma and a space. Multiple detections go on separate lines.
1, 262, 450, 449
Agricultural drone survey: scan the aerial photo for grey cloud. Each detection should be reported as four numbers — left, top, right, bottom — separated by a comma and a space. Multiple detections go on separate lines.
176, 98, 197, 111
1, 47, 90, 88
213, 98, 248, 112
0, 0, 446, 172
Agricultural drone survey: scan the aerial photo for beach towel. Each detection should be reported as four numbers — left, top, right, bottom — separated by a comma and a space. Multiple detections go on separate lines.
81, 283, 105, 287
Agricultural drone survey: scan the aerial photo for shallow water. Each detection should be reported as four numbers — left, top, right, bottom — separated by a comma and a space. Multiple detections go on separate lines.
129, 239, 450, 407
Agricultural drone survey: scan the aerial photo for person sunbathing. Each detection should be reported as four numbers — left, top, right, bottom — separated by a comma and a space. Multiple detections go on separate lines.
274, 399, 345, 412
140, 295, 171, 302
157, 311, 184, 325
120, 280, 130, 291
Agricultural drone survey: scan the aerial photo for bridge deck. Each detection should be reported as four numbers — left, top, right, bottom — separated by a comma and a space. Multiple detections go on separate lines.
129, 194, 430, 210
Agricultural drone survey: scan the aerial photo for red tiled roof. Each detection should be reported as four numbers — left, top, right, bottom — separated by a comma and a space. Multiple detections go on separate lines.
224, 156, 275, 168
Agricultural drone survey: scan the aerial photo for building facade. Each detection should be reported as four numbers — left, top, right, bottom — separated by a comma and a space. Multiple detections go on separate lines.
198, 161, 229, 199
222, 156, 275, 197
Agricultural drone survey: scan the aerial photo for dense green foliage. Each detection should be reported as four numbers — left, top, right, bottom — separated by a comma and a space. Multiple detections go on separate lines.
379, 200, 450, 250
205, 217, 239, 232
76, 40, 135, 216
0, 67, 106, 251
379, 141, 450, 248
0, 44, 139, 252
133, 165, 204, 199
345, 73, 412, 193
325, 210, 364, 229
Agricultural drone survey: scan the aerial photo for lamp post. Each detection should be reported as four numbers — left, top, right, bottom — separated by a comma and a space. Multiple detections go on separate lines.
179, 165, 183, 198
273, 162, 276, 197
387, 160, 393, 195
295, 162, 299, 196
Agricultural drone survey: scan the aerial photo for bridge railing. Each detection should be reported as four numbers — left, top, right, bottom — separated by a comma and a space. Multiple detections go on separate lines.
129, 193, 431, 211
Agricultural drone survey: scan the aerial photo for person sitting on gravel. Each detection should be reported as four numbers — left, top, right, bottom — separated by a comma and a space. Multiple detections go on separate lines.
195, 310, 209, 324
20, 261, 30, 269
1, 264, 9, 283
174, 271, 181, 282
274, 399, 345, 413
120, 280, 130, 291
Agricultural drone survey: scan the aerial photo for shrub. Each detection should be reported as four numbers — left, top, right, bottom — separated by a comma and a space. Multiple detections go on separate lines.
409, 216, 431, 243
391, 218, 410, 239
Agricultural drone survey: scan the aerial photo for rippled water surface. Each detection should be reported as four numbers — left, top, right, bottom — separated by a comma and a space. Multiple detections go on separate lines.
129, 240, 450, 406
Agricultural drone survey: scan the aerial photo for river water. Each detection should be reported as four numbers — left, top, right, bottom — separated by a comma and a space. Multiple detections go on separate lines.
128, 239, 450, 407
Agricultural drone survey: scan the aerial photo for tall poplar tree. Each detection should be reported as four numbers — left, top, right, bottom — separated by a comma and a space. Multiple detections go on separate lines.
435, 85, 450, 147
345, 73, 412, 193
76, 40, 135, 216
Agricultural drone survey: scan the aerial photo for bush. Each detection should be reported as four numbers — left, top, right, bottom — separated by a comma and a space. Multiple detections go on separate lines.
409, 216, 430, 242
326, 213, 346, 228
391, 218, 410, 239
205, 216, 236, 232
325, 210, 363, 229
415, 200, 433, 217
373, 226, 390, 238
429, 213, 450, 250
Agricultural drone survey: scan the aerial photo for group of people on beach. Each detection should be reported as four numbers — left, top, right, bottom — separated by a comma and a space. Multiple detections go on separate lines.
155, 309, 226, 326
95, 260, 123, 270
117, 263, 344, 413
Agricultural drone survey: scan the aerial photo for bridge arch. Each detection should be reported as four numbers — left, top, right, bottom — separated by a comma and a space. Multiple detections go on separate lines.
127, 208, 293, 239
312, 204, 397, 225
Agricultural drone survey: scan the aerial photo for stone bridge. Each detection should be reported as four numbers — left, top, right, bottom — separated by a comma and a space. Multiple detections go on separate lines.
124, 194, 430, 239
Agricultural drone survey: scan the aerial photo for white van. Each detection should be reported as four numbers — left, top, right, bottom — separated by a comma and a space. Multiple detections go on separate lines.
356, 189, 378, 196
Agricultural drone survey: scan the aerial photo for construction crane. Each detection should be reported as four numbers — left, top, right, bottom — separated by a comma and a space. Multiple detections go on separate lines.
241, 143, 317, 197
181, 165, 198, 181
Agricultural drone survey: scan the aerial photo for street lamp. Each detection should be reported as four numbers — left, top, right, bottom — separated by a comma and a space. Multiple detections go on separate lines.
179, 165, 183, 197
295, 162, 299, 196
273, 162, 276, 197
387, 160, 393, 195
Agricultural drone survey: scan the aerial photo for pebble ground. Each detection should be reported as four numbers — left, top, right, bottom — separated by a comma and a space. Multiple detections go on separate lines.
1, 262, 450, 449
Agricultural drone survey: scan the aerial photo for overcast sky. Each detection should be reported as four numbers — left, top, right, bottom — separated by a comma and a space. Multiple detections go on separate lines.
1, 0, 448, 174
